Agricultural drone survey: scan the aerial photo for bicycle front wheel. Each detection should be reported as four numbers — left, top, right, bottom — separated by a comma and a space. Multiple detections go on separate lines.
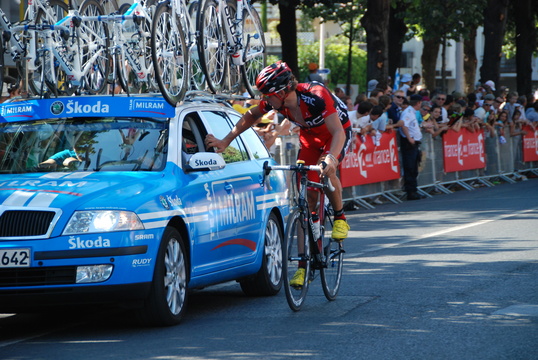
240, 4, 265, 98
283, 209, 311, 311
151, 0, 189, 106
320, 204, 344, 301
197, 0, 226, 94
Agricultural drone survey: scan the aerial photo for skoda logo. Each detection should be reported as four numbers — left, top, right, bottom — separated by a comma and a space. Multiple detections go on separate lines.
50, 101, 64, 115
159, 195, 170, 210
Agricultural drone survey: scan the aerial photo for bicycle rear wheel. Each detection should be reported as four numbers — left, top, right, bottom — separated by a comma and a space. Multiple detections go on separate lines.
197, 0, 226, 94
79, 0, 110, 94
186, 0, 205, 91
151, 0, 189, 106
283, 209, 311, 311
240, 4, 265, 98
320, 203, 344, 301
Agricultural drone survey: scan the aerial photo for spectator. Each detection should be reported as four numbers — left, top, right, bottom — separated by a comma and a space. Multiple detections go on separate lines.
253, 110, 291, 152
525, 101, 538, 123
353, 93, 367, 110
416, 100, 432, 126
407, 73, 421, 96
304, 62, 323, 83
484, 80, 496, 95
353, 101, 373, 128
516, 95, 528, 121
378, 95, 395, 132
0, 77, 22, 103
493, 95, 505, 115
419, 88, 430, 101
502, 91, 519, 120
367, 79, 378, 97
452, 108, 480, 133
387, 89, 406, 125
422, 105, 448, 138
369, 88, 384, 100
475, 94, 495, 121
509, 109, 528, 138
398, 73, 412, 95
343, 95, 354, 111
397, 94, 424, 201
334, 87, 346, 102
369, 105, 385, 146
432, 92, 449, 123
495, 110, 509, 144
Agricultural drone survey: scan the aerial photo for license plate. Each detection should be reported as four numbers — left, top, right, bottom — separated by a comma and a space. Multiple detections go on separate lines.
0, 249, 31, 268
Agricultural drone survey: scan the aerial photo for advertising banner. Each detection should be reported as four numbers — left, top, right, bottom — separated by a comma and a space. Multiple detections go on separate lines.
522, 125, 538, 162
340, 131, 400, 187
443, 128, 486, 172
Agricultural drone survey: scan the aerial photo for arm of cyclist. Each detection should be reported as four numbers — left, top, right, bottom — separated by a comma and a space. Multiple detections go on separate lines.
320, 112, 345, 177
205, 106, 264, 153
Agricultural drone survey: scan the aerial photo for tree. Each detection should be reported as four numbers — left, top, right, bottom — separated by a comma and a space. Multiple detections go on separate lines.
360, 0, 390, 87
406, 0, 487, 93
387, 1, 407, 84
301, 2, 364, 95
511, 0, 538, 98
480, 0, 509, 90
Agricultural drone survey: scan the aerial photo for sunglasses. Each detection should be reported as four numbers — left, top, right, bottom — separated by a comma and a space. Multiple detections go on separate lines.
395, 95, 405, 99
437, 97, 446, 101
484, 103, 492, 106
421, 108, 431, 111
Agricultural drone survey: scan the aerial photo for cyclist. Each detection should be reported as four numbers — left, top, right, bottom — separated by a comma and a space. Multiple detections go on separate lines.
205, 61, 352, 286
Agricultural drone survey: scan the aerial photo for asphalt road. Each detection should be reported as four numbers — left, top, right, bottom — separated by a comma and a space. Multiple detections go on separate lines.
1, 178, 537, 360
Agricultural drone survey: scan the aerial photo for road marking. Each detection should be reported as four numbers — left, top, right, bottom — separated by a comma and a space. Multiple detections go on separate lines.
493, 304, 538, 317
347, 207, 538, 258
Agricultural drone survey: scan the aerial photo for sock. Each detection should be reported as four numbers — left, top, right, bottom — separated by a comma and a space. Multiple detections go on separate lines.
334, 208, 346, 221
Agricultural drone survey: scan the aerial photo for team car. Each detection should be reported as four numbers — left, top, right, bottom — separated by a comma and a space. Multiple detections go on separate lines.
0, 94, 289, 325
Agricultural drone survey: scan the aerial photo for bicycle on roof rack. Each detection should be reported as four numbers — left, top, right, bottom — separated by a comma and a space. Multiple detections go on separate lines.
263, 160, 345, 311
196, 0, 266, 97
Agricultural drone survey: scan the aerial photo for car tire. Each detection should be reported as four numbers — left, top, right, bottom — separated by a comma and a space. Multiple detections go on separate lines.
139, 227, 189, 326
240, 212, 283, 296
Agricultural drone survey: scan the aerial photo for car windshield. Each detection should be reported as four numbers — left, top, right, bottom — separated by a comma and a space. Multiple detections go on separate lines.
0, 117, 168, 174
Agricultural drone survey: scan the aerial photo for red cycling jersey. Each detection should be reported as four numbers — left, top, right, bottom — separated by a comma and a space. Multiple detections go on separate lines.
258, 82, 352, 182
258, 82, 351, 132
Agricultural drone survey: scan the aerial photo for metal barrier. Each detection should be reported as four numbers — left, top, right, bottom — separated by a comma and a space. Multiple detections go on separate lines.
273, 129, 538, 209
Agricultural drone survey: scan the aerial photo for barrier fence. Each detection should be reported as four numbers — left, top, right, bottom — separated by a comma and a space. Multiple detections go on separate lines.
273, 125, 538, 209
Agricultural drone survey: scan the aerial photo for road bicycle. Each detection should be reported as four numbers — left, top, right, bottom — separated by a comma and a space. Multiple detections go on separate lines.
84, 0, 158, 94
0, 0, 67, 95
150, 0, 189, 106
197, 0, 265, 97
28, 0, 110, 95
263, 160, 345, 311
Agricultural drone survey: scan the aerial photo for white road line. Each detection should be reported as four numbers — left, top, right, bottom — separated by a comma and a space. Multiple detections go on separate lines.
346, 207, 538, 258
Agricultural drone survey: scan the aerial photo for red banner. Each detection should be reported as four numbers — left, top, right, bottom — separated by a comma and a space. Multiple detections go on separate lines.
442, 128, 486, 172
522, 125, 538, 162
340, 131, 401, 187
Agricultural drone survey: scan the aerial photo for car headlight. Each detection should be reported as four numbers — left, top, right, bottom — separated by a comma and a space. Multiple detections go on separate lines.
63, 210, 144, 235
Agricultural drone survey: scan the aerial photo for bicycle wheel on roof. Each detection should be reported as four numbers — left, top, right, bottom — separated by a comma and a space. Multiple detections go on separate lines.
240, 3, 265, 98
151, 0, 189, 106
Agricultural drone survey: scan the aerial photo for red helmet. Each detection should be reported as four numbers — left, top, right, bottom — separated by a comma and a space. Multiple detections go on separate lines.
255, 61, 293, 95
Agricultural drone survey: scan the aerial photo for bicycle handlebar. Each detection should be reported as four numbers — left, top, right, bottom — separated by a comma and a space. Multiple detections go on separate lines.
263, 161, 335, 192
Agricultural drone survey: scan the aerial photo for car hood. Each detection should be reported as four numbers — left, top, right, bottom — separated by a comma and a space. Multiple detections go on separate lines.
0, 171, 168, 211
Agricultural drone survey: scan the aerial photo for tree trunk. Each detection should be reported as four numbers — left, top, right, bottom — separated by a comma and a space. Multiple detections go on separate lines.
388, 2, 408, 83
421, 38, 440, 93
479, 0, 509, 90
361, 0, 390, 87
464, 27, 478, 95
276, 0, 299, 76
513, 0, 536, 98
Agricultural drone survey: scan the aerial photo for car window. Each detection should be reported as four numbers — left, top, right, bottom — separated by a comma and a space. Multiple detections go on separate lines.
0, 117, 168, 173
228, 114, 271, 160
202, 110, 248, 164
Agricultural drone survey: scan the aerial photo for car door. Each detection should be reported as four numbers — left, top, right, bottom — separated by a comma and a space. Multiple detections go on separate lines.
180, 109, 265, 278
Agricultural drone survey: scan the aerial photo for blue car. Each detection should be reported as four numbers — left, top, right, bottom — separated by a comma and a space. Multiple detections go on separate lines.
0, 94, 289, 325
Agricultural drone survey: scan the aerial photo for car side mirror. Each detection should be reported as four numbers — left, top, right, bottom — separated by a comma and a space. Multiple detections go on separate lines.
184, 152, 226, 172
